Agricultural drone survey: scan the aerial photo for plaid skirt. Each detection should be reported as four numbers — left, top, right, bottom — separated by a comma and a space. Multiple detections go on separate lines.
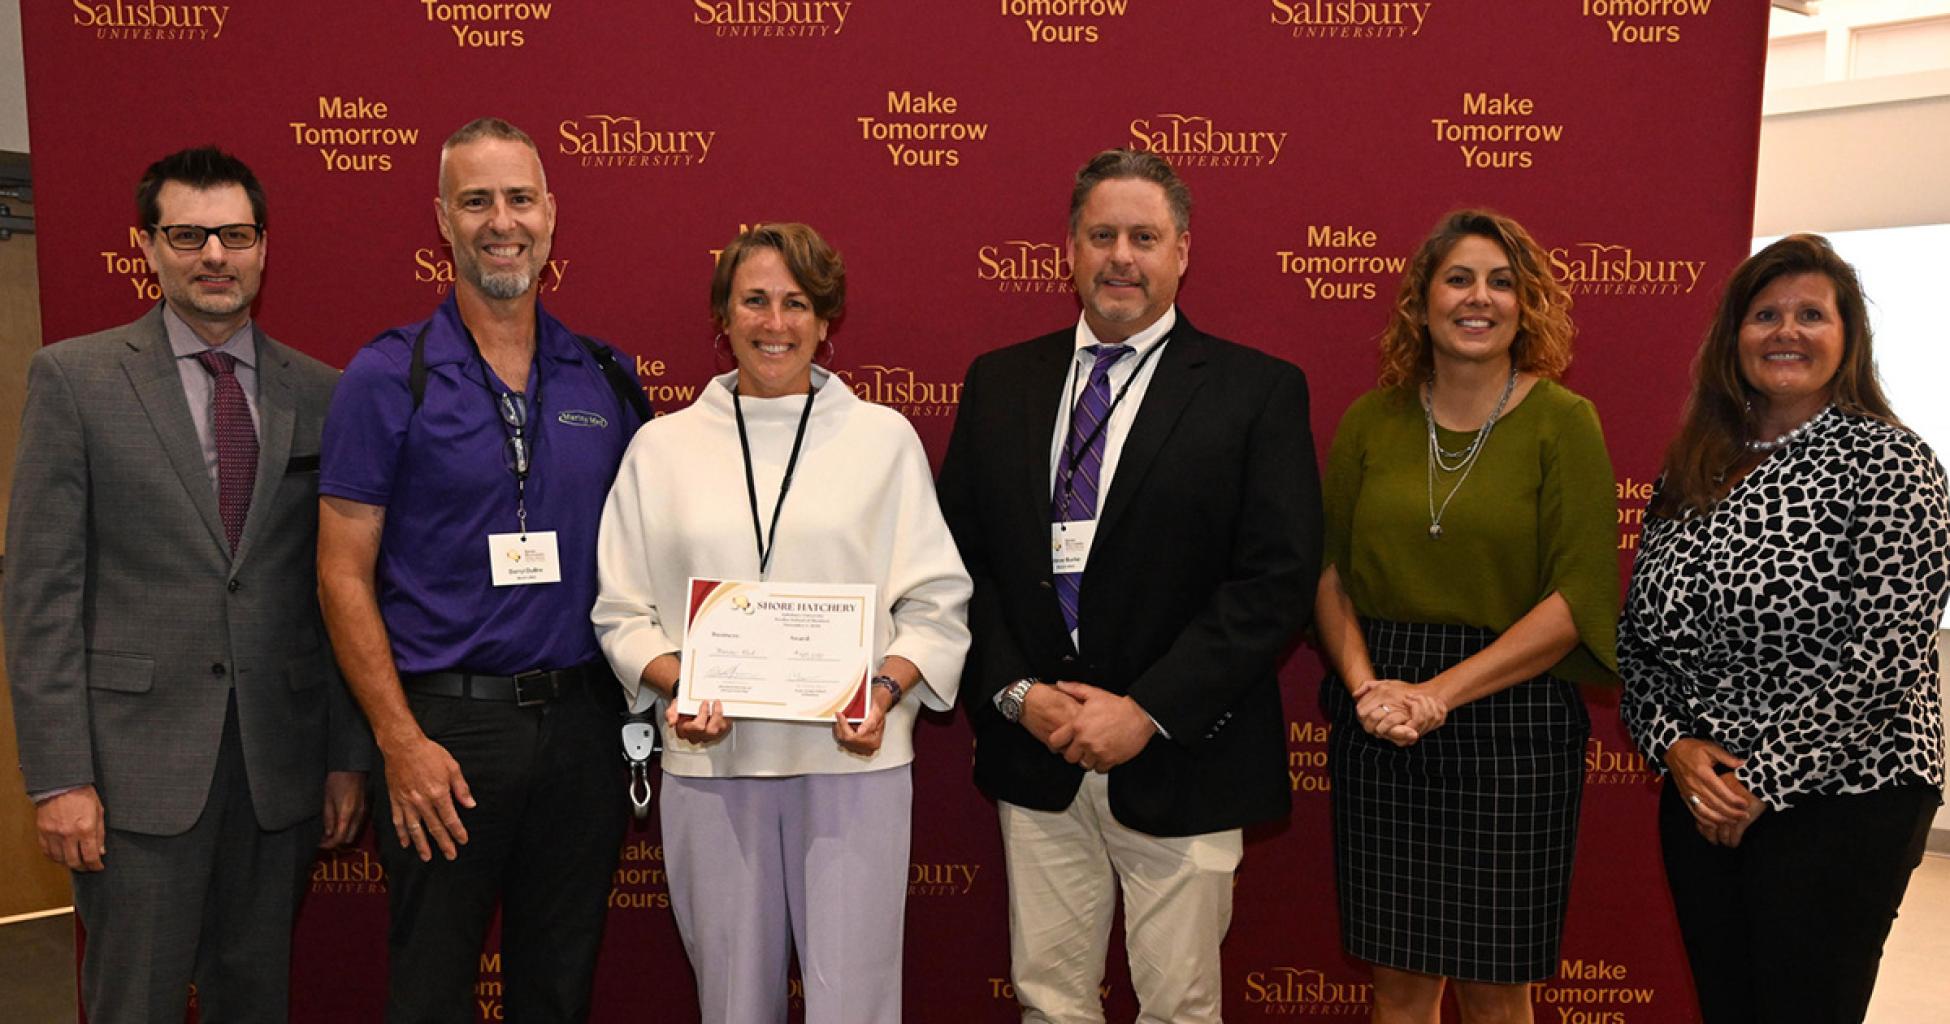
1320, 619, 1590, 984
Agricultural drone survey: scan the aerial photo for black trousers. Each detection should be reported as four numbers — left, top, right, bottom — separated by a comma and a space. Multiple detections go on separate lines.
1659, 779, 1937, 1024
374, 671, 629, 1024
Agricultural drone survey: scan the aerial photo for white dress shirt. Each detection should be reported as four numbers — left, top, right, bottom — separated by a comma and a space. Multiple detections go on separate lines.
1046, 306, 1176, 503
1039, 307, 1177, 735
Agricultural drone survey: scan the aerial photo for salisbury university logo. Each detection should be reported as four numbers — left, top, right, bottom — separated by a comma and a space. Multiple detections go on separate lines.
559, 114, 718, 167
72, 0, 231, 40
692, 0, 853, 36
1128, 113, 1288, 167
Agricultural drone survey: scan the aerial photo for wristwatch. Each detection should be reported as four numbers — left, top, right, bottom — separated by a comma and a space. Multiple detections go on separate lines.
871, 674, 903, 706
996, 678, 1038, 723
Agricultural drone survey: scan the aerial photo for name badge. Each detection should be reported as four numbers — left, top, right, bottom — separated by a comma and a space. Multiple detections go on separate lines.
1050, 519, 1098, 575
489, 531, 563, 586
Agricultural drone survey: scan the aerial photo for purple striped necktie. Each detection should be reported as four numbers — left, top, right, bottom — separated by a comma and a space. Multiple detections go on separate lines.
195, 350, 257, 554
1052, 343, 1131, 634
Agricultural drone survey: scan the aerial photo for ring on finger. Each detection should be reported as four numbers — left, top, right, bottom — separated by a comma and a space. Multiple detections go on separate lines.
1687, 794, 1702, 808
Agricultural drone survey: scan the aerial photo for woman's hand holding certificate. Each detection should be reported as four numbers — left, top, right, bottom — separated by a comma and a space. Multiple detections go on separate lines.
676, 579, 878, 722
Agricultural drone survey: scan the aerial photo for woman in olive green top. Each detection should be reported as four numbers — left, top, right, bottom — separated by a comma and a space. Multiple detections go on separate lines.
1313, 209, 1618, 1024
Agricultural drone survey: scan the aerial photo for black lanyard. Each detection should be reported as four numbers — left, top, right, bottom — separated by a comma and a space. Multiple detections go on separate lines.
1053, 337, 1165, 513
463, 326, 542, 536
733, 383, 817, 578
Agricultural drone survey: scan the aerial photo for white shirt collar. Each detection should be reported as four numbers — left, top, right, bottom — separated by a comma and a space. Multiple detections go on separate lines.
1072, 305, 1176, 362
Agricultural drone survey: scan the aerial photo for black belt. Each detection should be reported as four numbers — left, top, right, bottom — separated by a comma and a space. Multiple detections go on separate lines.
400, 661, 604, 708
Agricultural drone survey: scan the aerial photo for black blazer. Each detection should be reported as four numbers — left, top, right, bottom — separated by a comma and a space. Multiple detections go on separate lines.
939, 315, 1322, 837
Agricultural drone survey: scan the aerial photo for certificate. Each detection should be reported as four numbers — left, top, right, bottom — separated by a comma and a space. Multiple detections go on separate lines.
676, 578, 877, 722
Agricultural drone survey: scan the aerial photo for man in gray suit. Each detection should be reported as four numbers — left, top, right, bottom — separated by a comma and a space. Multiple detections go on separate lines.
4, 147, 371, 1022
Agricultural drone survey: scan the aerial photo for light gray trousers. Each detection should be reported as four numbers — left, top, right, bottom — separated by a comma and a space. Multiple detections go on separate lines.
661, 765, 912, 1024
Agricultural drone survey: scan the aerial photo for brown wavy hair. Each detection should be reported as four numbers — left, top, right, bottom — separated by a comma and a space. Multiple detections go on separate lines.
1376, 209, 1575, 391
709, 222, 847, 328
1649, 233, 1898, 519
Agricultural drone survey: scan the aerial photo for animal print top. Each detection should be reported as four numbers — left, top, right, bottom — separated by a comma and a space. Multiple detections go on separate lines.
1620, 408, 1949, 810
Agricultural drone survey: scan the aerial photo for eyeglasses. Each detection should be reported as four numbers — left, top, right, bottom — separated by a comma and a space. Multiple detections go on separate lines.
152, 223, 263, 251
498, 391, 529, 478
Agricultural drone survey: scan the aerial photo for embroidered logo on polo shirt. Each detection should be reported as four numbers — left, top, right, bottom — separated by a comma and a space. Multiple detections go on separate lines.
557, 410, 609, 429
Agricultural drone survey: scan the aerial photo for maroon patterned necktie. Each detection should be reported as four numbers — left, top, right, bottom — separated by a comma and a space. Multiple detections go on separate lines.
195, 350, 257, 553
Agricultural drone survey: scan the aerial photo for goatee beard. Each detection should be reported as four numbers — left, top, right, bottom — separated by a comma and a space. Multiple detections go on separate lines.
477, 268, 533, 300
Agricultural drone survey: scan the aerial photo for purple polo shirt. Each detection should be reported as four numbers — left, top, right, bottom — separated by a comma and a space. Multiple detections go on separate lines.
320, 294, 644, 676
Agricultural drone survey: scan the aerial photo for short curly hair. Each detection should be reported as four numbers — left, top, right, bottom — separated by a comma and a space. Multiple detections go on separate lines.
1375, 209, 1575, 390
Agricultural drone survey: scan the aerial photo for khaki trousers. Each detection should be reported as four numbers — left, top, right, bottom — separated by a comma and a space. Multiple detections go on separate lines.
999, 772, 1243, 1024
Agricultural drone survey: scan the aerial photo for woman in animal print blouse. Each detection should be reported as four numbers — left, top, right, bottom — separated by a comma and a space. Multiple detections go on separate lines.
1620, 233, 1948, 1024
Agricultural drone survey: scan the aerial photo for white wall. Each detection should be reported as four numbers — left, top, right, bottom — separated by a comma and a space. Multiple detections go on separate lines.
1755, 93, 1950, 235
1756, 2, 1950, 235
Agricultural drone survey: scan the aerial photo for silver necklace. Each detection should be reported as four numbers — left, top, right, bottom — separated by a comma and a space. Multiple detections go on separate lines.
1433, 436, 1476, 465
1424, 369, 1518, 540
1426, 370, 1515, 472
1745, 404, 1831, 452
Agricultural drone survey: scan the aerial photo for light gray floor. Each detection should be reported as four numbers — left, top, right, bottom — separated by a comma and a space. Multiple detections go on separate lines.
0, 913, 74, 1023
1867, 849, 1950, 1024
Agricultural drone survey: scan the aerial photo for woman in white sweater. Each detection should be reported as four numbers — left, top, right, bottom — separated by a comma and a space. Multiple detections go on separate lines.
592, 223, 971, 1024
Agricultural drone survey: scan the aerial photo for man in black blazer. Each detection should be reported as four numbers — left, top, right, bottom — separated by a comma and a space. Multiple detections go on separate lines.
939, 148, 1321, 1022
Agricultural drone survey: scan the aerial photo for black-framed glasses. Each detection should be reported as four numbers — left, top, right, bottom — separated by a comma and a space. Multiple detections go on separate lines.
152, 223, 263, 251
498, 391, 529, 478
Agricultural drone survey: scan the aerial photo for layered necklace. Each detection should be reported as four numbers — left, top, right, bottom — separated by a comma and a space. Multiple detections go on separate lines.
1423, 369, 1517, 540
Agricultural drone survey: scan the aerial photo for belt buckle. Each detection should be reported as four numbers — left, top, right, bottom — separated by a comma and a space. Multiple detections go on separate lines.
512, 670, 556, 707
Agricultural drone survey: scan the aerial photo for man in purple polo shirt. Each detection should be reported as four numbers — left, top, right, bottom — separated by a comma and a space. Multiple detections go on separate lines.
317, 117, 647, 1023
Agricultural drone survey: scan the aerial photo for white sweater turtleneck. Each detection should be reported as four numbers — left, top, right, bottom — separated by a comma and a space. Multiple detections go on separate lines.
593, 368, 972, 777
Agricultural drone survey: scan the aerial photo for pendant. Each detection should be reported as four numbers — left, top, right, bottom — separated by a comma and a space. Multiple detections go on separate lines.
1428, 523, 1443, 539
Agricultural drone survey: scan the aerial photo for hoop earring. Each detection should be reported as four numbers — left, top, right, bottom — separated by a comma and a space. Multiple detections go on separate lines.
815, 338, 835, 366
712, 332, 736, 372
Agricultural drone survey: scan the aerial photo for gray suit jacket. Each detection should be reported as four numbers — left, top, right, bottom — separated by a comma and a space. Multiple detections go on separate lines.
5, 305, 372, 836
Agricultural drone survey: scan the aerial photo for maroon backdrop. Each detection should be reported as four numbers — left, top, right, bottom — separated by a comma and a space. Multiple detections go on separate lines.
23, 2, 1768, 1020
